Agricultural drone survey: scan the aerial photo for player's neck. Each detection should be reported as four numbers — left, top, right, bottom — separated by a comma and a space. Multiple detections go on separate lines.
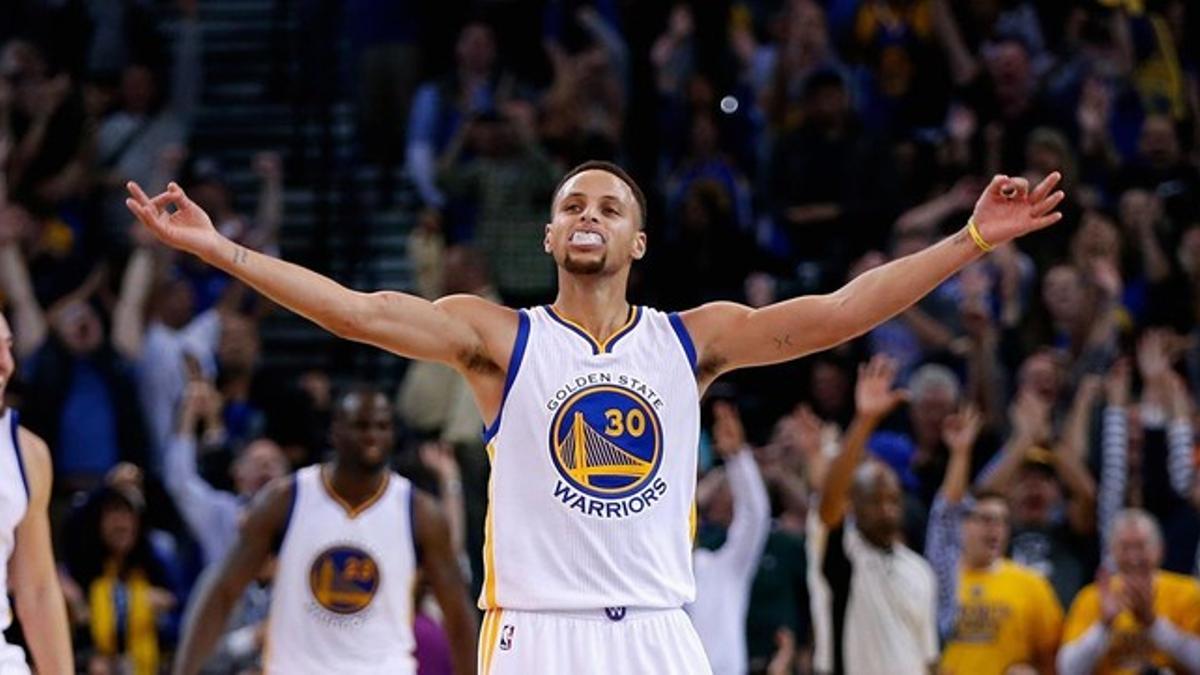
552, 273, 632, 342
324, 461, 388, 507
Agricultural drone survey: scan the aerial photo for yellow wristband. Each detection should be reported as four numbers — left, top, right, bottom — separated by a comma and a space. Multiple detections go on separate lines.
967, 218, 994, 253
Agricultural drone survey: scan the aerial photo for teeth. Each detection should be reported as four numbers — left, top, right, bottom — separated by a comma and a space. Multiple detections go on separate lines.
571, 231, 603, 245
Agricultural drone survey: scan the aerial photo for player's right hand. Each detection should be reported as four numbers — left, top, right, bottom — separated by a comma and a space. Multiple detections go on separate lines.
125, 180, 219, 258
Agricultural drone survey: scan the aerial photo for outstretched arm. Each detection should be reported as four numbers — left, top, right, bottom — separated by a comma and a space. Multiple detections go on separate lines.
414, 491, 478, 675
818, 356, 907, 527
682, 173, 1064, 383
172, 477, 291, 675
125, 182, 514, 382
11, 428, 73, 674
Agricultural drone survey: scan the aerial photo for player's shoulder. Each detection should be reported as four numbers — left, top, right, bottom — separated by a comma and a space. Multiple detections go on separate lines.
435, 294, 518, 324
242, 473, 298, 533
14, 426, 51, 485
676, 301, 751, 329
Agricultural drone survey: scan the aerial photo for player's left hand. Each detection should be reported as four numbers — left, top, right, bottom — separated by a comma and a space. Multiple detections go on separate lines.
971, 171, 1064, 247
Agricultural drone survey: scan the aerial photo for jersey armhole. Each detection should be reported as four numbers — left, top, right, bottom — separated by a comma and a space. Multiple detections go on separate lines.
668, 312, 698, 373
409, 486, 422, 566
272, 474, 298, 554
482, 309, 531, 444
9, 411, 29, 500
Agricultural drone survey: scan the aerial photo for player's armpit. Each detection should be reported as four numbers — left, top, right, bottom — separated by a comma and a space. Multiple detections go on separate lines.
413, 491, 478, 675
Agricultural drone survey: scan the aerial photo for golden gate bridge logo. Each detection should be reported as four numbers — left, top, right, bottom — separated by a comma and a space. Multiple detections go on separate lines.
549, 385, 662, 499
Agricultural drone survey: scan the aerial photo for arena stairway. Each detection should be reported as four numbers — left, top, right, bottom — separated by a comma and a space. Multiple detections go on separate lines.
185, 0, 418, 384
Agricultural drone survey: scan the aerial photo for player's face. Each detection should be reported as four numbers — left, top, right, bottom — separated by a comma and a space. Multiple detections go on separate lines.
963, 498, 1010, 566
0, 314, 13, 401
332, 393, 394, 472
546, 170, 645, 276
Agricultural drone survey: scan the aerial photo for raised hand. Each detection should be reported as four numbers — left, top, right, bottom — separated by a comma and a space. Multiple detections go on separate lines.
419, 441, 461, 484
1122, 574, 1156, 626
252, 151, 282, 183
943, 404, 983, 457
125, 181, 220, 258
970, 171, 1065, 247
1008, 391, 1051, 445
1137, 329, 1172, 387
711, 400, 748, 459
1104, 358, 1132, 407
855, 355, 907, 423
1098, 572, 1122, 628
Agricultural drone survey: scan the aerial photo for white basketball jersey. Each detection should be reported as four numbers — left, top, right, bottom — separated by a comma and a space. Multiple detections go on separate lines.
481, 305, 700, 611
0, 410, 29, 635
265, 465, 418, 675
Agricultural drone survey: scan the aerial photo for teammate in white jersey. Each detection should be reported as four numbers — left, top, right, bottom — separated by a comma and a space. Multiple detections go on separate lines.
127, 160, 1064, 672
172, 386, 476, 675
0, 313, 73, 673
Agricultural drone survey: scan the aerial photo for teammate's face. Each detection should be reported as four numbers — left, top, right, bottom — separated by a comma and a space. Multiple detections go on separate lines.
962, 498, 1010, 568
332, 392, 394, 472
0, 314, 13, 401
546, 170, 645, 276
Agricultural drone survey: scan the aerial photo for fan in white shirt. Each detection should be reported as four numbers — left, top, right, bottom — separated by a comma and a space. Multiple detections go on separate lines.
686, 401, 771, 675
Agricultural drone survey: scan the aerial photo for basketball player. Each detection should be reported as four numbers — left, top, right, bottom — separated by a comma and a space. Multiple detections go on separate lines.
127, 163, 1064, 673
0, 313, 74, 674
171, 386, 476, 674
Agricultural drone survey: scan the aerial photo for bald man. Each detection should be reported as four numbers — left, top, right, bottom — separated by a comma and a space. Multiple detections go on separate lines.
1059, 509, 1200, 674
808, 355, 938, 675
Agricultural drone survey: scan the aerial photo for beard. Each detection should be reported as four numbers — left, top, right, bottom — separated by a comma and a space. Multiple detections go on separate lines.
562, 251, 607, 275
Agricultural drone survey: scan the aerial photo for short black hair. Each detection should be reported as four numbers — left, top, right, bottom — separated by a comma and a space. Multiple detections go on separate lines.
552, 160, 648, 229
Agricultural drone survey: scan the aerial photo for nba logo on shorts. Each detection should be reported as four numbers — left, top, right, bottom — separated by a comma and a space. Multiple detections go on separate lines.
499, 625, 515, 651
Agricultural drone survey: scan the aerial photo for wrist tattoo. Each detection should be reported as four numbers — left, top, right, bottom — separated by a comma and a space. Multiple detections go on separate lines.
232, 246, 248, 265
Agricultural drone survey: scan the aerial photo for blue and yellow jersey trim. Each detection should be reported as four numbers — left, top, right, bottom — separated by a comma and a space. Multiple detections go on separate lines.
478, 608, 505, 674
479, 441, 500, 610
545, 305, 642, 355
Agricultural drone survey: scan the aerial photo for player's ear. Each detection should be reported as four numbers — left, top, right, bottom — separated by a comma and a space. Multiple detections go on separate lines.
631, 231, 647, 260
544, 223, 553, 254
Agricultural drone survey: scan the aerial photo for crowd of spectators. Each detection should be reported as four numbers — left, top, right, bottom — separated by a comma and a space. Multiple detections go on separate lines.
3, 0, 1200, 673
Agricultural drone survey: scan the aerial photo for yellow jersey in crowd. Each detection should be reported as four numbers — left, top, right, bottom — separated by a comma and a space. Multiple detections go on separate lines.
940, 559, 1063, 675
1063, 571, 1200, 675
